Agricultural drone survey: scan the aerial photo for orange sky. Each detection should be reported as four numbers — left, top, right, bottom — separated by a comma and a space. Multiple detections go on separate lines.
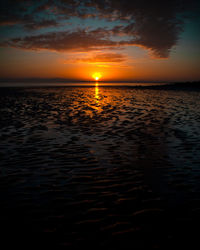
0, 30, 199, 82
1, 25, 200, 82
0, 1, 200, 82
0, 45, 199, 82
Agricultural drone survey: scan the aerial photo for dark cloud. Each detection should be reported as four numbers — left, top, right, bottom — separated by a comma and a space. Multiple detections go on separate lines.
1, 29, 118, 52
85, 0, 186, 57
0, 0, 33, 26
24, 19, 60, 30
0, 0, 199, 58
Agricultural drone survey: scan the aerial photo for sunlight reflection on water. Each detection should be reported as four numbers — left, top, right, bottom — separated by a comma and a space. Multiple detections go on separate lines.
95, 83, 99, 101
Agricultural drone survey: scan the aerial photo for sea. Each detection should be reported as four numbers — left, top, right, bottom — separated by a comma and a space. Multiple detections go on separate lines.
0, 82, 200, 248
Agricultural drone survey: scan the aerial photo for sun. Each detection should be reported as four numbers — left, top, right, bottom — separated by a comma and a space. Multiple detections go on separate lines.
92, 72, 102, 81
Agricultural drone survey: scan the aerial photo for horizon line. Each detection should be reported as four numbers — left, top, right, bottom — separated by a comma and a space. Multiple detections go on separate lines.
0, 78, 200, 84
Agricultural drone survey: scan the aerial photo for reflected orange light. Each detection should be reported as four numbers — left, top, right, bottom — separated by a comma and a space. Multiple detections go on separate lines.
95, 84, 99, 99
95, 83, 100, 110
92, 72, 102, 81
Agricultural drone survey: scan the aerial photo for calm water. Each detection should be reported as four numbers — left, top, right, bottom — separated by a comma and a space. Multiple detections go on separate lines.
0, 86, 200, 248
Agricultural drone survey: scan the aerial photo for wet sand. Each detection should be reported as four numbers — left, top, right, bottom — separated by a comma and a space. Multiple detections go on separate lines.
0, 86, 200, 248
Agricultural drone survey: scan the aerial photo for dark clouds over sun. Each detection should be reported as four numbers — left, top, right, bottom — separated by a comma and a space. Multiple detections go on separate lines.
0, 0, 200, 81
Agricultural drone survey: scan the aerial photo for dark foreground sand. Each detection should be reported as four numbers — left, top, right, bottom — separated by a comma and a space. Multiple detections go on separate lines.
0, 86, 200, 248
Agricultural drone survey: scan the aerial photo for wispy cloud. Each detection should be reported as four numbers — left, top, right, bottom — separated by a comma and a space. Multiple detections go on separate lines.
76, 53, 126, 63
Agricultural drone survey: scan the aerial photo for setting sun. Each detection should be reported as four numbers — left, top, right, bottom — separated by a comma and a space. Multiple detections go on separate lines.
92, 72, 102, 81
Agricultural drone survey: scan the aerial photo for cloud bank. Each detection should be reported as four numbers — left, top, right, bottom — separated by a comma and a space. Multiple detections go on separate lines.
0, 0, 198, 58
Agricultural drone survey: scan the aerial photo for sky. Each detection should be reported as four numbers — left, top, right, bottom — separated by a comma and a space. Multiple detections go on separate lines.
0, 0, 200, 82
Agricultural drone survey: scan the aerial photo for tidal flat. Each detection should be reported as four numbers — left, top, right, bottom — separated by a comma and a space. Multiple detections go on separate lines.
0, 86, 200, 248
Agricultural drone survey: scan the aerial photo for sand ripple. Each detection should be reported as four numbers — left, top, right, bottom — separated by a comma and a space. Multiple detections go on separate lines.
0, 86, 200, 248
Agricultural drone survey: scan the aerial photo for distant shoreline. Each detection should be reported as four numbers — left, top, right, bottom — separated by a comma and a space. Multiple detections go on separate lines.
0, 81, 199, 90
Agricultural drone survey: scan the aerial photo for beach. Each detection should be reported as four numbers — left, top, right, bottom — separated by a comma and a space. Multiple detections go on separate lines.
0, 85, 200, 248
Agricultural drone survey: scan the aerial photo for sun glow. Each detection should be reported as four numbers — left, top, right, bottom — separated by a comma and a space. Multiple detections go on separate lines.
92, 72, 102, 81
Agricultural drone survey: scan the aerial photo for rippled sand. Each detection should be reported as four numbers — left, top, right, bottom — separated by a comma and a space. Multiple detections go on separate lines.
0, 86, 200, 248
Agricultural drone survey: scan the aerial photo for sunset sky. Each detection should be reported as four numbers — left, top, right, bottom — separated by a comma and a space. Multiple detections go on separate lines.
0, 0, 200, 82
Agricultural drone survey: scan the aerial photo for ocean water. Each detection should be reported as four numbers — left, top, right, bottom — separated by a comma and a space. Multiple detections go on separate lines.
0, 81, 169, 86
0, 85, 200, 248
